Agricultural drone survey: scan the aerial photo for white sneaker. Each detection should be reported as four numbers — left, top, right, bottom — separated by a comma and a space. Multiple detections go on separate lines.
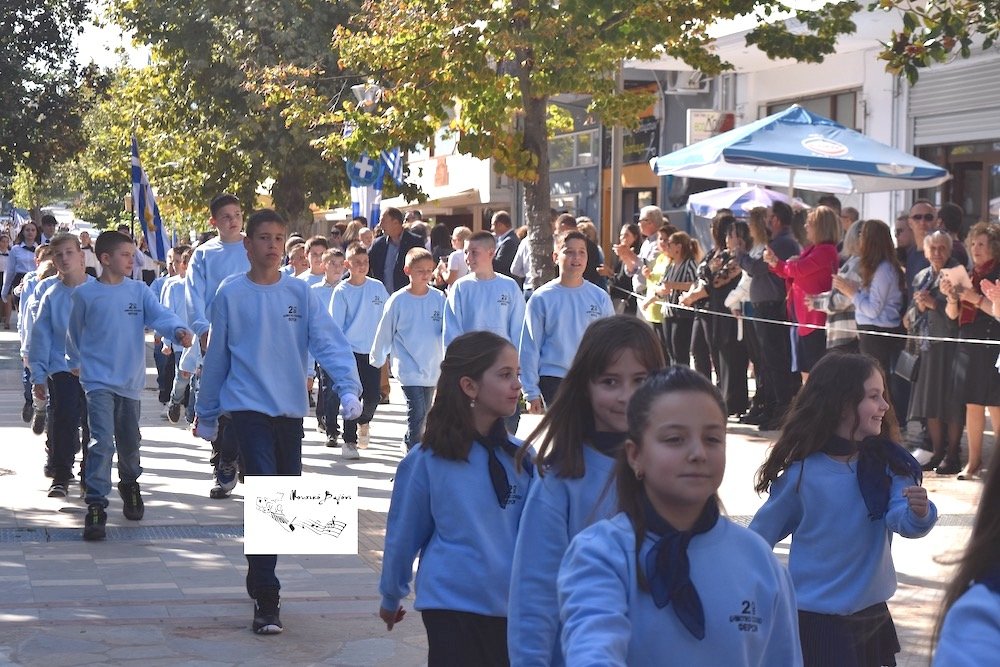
160, 403, 169, 420
358, 423, 369, 449
342, 442, 360, 460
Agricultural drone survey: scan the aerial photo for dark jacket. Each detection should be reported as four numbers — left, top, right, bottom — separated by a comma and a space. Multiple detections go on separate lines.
493, 229, 521, 279
368, 230, 424, 292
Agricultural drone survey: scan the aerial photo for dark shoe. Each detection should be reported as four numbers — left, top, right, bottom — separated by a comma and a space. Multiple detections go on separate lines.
210, 461, 238, 499
167, 402, 182, 424
118, 481, 144, 520
252, 588, 283, 634
921, 455, 944, 472
325, 436, 338, 448
83, 503, 107, 541
935, 460, 962, 475
31, 408, 46, 435
308, 393, 316, 408
21, 401, 33, 423
741, 410, 769, 426
47, 482, 68, 498
758, 417, 782, 432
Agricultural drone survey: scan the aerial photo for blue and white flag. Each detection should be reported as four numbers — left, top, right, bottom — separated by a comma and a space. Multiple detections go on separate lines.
11, 208, 31, 237
381, 148, 404, 186
130, 135, 170, 262
346, 152, 386, 228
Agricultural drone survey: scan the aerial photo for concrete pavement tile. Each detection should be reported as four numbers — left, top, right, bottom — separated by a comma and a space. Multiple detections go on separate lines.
16, 634, 108, 658
105, 645, 179, 660
29, 586, 107, 602
105, 582, 179, 591
31, 578, 103, 586
165, 602, 248, 618
178, 586, 246, 595
38, 604, 172, 621
93, 556, 162, 565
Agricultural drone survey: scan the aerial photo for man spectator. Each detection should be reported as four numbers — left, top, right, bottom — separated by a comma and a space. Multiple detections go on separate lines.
491, 210, 520, 279
615, 205, 663, 294
404, 209, 423, 225
817, 194, 842, 216
894, 213, 913, 265
368, 207, 424, 293
937, 202, 970, 267
906, 199, 936, 288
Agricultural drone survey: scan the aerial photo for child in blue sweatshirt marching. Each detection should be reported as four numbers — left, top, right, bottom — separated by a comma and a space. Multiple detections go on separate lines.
194, 209, 363, 635
750, 352, 937, 667
508, 315, 665, 667
558, 366, 801, 666
379, 331, 532, 667
932, 465, 1000, 666
68, 231, 194, 541
370, 248, 445, 452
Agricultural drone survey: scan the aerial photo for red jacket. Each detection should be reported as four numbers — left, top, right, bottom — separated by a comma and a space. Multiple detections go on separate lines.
769, 242, 839, 336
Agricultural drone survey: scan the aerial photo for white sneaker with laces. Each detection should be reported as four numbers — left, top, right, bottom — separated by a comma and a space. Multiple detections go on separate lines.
342, 442, 361, 460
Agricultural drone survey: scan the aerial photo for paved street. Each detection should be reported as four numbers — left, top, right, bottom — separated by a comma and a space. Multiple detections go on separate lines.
0, 328, 987, 666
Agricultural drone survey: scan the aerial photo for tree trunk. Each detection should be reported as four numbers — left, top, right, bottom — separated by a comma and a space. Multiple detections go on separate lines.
270, 170, 310, 235
521, 93, 554, 286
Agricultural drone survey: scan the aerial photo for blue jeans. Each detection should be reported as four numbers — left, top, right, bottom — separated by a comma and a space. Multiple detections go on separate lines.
343, 353, 381, 444
84, 389, 142, 508
228, 411, 304, 596
401, 385, 434, 450
319, 368, 341, 439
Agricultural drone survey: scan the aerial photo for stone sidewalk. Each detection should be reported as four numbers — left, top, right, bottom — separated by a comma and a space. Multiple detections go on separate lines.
0, 329, 987, 666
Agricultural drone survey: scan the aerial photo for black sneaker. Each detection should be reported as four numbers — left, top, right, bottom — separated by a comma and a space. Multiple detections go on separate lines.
83, 503, 107, 541
325, 436, 338, 448
210, 461, 238, 499
167, 402, 182, 424
31, 408, 46, 435
118, 481, 145, 520
47, 482, 68, 498
21, 400, 32, 423
935, 459, 962, 475
252, 588, 283, 634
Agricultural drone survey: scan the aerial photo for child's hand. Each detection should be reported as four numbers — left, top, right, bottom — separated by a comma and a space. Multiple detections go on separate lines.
379, 605, 406, 631
528, 398, 544, 415
192, 416, 217, 442
902, 485, 929, 518
340, 394, 363, 421
33, 383, 47, 402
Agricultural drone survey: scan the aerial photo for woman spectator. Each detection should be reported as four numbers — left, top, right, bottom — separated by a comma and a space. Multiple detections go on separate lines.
433, 226, 472, 289
0, 232, 10, 329
429, 223, 452, 264
810, 219, 863, 353
341, 219, 364, 248
639, 225, 672, 361
764, 205, 840, 382
657, 231, 698, 367
607, 223, 642, 314
832, 219, 906, 377
906, 231, 963, 475
942, 221, 1000, 481
725, 219, 763, 419
1, 221, 40, 310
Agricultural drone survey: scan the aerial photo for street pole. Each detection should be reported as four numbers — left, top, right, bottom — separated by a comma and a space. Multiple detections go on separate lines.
609, 62, 624, 253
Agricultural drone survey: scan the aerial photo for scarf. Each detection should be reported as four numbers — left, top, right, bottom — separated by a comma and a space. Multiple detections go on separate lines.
977, 564, 1000, 595
823, 435, 922, 521
959, 259, 996, 326
643, 495, 720, 639
481, 419, 532, 509
590, 431, 626, 458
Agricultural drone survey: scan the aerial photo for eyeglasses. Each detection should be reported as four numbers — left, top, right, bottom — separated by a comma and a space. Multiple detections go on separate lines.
910, 213, 935, 221
894, 228, 906, 235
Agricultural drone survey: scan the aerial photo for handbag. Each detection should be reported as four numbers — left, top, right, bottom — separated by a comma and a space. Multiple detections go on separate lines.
894, 348, 920, 382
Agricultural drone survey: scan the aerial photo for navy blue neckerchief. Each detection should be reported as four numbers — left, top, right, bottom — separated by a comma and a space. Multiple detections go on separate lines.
642, 495, 720, 640
590, 431, 626, 458
977, 565, 1000, 595
481, 419, 533, 509
823, 435, 922, 521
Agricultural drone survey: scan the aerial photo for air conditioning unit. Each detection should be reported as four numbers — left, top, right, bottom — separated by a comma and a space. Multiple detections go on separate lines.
664, 70, 710, 95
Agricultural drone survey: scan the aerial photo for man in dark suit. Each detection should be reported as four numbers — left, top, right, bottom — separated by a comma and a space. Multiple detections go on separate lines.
491, 210, 520, 279
367, 207, 424, 293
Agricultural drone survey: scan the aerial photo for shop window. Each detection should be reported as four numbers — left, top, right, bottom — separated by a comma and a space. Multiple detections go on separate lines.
767, 91, 858, 129
550, 129, 600, 171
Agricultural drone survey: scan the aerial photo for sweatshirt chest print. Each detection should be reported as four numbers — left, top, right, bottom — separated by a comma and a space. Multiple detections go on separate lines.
431, 309, 442, 322
586, 303, 602, 318
502, 483, 524, 507
124, 302, 141, 316
729, 599, 763, 633
284, 304, 302, 323
497, 293, 511, 308
371, 294, 385, 307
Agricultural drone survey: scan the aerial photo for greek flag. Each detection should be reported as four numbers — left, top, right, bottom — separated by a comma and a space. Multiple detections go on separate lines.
130, 135, 170, 262
346, 152, 386, 228
11, 208, 31, 237
381, 147, 404, 186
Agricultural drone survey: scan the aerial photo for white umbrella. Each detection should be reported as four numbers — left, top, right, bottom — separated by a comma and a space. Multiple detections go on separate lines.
687, 185, 809, 218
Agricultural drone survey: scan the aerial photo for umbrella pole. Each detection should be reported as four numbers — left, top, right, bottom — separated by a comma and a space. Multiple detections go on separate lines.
787, 169, 796, 198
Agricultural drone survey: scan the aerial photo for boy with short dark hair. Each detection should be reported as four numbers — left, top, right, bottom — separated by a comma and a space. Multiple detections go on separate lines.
312, 247, 346, 446
330, 243, 388, 459
195, 208, 362, 634
68, 231, 193, 540
370, 248, 445, 451
298, 236, 330, 286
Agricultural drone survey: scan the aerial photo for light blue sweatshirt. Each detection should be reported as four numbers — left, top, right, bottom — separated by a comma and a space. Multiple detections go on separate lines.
149, 274, 169, 302
297, 271, 325, 287
28, 276, 96, 383
509, 445, 618, 667
310, 279, 338, 310
370, 289, 445, 387
18, 272, 53, 358
160, 276, 187, 353
749, 452, 938, 615
852, 260, 904, 328
379, 440, 534, 617
330, 277, 389, 355
519, 280, 614, 400
443, 273, 525, 347
184, 237, 249, 336
67, 279, 189, 400
196, 274, 362, 433
933, 583, 1000, 667
559, 513, 801, 667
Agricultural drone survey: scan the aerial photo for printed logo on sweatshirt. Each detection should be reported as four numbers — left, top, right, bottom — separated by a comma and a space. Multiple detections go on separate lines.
124, 302, 141, 316
502, 484, 525, 507
284, 304, 301, 323
497, 293, 512, 308
728, 599, 763, 633
431, 309, 442, 322
586, 303, 603, 318
371, 295, 385, 307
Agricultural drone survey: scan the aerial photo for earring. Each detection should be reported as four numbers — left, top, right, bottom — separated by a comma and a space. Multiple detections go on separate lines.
470, 399, 476, 408
634, 468, 644, 481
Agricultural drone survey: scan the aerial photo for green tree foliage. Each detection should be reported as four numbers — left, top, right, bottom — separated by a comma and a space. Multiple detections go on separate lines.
105, 0, 363, 227
868, 0, 1000, 84
271, 0, 859, 282
0, 0, 93, 192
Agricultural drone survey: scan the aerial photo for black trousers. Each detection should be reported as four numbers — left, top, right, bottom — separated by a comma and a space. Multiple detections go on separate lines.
664, 317, 694, 368
690, 316, 713, 379
422, 610, 509, 667
753, 300, 795, 412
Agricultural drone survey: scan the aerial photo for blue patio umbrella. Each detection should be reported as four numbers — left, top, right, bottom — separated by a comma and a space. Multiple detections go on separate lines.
650, 105, 950, 194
